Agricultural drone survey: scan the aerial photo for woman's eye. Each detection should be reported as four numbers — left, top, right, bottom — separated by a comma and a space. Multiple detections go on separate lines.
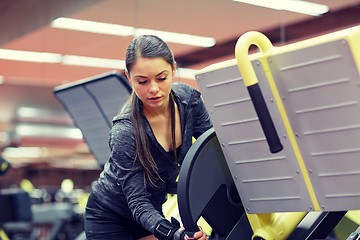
158, 77, 167, 81
138, 80, 147, 84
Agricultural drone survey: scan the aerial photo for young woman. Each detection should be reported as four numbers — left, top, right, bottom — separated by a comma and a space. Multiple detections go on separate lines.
84, 35, 212, 240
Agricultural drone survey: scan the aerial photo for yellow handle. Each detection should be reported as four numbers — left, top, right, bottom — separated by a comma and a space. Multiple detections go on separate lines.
235, 31, 273, 87
234, 31, 283, 154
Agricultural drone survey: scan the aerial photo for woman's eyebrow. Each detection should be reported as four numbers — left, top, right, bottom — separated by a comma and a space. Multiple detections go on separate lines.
134, 75, 147, 79
134, 70, 169, 78
156, 70, 169, 77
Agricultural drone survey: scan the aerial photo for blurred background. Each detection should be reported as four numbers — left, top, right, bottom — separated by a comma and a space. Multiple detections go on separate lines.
0, 0, 359, 239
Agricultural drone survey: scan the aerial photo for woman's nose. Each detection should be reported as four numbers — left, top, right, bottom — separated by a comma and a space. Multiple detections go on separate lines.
149, 81, 159, 93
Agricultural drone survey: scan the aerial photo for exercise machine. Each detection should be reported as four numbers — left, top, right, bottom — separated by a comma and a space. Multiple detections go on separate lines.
54, 71, 132, 167
179, 25, 360, 239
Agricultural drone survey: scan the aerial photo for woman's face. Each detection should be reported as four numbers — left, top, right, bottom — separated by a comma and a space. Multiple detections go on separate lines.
126, 57, 176, 113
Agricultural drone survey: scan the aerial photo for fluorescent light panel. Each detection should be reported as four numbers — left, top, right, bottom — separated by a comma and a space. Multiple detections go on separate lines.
134, 28, 215, 47
16, 123, 83, 139
0, 48, 197, 79
51, 18, 134, 36
0, 49, 122, 68
62, 55, 125, 69
175, 68, 198, 80
17, 106, 52, 118
3, 147, 48, 158
233, 0, 329, 16
0, 49, 62, 63
51, 17, 216, 48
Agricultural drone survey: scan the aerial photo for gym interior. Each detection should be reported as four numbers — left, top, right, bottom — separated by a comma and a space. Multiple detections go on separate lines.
1, 1, 360, 239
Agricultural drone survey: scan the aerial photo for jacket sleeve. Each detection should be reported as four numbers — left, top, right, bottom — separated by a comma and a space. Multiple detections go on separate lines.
109, 120, 165, 233
191, 89, 213, 139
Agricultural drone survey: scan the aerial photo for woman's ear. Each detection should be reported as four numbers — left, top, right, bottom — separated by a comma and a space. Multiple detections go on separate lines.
172, 62, 177, 77
125, 71, 130, 80
125, 71, 132, 86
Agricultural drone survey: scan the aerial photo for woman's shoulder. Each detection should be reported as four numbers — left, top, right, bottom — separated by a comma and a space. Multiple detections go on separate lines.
172, 82, 200, 103
109, 116, 135, 148
172, 82, 197, 92
108, 119, 136, 157
112, 101, 132, 123
111, 118, 133, 137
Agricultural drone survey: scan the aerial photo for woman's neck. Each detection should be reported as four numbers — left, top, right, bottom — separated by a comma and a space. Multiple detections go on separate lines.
143, 102, 170, 120
143, 99, 181, 152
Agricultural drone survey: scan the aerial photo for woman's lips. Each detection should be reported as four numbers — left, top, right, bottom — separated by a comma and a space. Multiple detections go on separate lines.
148, 96, 162, 103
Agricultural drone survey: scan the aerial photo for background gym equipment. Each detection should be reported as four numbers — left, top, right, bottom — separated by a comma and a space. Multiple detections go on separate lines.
54, 71, 132, 167
191, 25, 360, 239
0, 72, 133, 240
0, 156, 11, 176
0, 175, 85, 240
0, 188, 32, 224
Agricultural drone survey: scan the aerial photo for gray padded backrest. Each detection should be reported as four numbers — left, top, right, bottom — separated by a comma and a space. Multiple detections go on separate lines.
54, 72, 132, 167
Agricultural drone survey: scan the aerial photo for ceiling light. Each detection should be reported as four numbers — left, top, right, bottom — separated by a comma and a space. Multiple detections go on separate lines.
3, 147, 48, 158
51, 17, 216, 48
0, 49, 62, 63
16, 123, 83, 139
175, 68, 198, 80
62, 55, 125, 69
0, 49, 197, 79
233, 0, 329, 16
17, 106, 51, 118
51, 17, 135, 36
16, 106, 73, 125
134, 28, 216, 47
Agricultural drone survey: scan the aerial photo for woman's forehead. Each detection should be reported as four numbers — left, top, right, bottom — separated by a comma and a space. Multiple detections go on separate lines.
130, 57, 172, 75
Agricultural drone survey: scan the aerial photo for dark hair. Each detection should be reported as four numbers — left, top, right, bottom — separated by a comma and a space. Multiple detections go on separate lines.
125, 35, 178, 187
126, 35, 175, 74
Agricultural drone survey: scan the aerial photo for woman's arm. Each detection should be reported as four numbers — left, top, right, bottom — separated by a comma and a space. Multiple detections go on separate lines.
109, 120, 165, 232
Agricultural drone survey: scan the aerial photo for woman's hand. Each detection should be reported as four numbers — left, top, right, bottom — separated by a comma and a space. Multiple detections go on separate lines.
183, 226, 208, 240
154, 218, 208, 240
